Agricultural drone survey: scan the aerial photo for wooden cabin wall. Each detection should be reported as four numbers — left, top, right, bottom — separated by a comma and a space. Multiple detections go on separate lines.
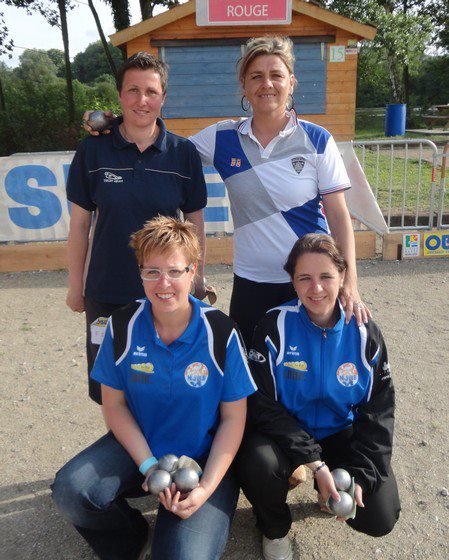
125, 13, 358, 141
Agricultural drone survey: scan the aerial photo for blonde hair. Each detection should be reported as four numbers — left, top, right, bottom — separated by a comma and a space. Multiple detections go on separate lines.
130, 216, 201, 266
238, 36, 296, 84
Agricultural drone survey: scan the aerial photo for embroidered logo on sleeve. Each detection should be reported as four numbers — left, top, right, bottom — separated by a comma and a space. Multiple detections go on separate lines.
381, 361, 392, 380
336, 362, 359, 387
248, 349, 266, 363
185, 362, 209, 388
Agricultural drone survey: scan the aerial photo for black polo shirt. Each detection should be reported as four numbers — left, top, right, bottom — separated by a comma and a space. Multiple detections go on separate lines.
67, 117, 207, 304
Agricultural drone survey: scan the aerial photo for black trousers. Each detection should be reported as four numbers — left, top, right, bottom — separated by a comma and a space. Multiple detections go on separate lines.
84, 298, 126, 404
229, 274, 296, 349
235, 430, 401, 540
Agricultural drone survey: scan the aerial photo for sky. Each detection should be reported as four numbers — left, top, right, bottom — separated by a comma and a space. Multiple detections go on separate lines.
1, 0, 158, 67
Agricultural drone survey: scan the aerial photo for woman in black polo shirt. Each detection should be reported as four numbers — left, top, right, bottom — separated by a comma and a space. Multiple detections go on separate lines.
67, 52, 207, 404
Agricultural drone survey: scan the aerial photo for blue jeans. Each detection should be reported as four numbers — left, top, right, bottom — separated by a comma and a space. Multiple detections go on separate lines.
51, 432, 239, 560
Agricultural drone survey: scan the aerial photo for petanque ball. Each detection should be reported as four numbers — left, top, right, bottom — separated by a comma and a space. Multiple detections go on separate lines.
173, 467, 199, 493
158, 454, 179, 473
148, 469, 172, 495
331, 468, 352, 491
87, 110, 110, 132
328, 491, 354, 517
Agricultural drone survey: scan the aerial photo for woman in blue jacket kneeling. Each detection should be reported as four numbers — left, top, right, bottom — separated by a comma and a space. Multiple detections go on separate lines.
237, 233, 400, 560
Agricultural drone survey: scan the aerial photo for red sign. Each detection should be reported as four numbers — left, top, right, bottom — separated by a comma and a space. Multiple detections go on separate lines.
196, 0, 292, 26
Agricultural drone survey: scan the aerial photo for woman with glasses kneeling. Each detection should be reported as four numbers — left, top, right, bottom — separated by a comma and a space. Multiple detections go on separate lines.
236, 234, 400, 560
52, 216, 256, 560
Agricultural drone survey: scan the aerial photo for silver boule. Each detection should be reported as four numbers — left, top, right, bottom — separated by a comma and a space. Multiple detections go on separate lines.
87, 110, 110, 132
148, 469, 172, 495
328, 491, 354, 517
158, 454, 179, 473
331, 468, 352, 491
173, 467, 199, 493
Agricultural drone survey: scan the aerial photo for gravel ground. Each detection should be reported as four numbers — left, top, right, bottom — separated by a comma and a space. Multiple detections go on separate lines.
1, 259, 449, 560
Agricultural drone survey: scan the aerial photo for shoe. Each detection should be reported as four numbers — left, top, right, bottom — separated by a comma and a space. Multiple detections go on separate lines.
137, 524, 152, 560
262, 535, 293, 560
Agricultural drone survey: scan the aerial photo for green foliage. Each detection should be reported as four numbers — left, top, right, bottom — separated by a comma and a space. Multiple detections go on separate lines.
325, 0, 432, 103
356, 46, 391, 107
410, 55, 449, 108
46, 48, 66, 78
0, 47, 120, 155
72, 40, 123, 84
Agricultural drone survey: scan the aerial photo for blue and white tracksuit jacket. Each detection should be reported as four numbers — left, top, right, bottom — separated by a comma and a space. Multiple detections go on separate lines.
247, 299, 395, 493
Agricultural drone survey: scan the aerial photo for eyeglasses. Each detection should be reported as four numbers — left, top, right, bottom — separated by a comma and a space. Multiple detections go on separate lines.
140, 264, 193, 281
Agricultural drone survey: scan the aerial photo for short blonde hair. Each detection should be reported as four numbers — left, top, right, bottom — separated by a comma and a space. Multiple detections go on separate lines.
238, 36, 296, 84
130, 216, 201, 267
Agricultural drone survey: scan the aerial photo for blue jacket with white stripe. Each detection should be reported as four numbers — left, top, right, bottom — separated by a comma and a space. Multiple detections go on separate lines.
247, 300, 395, 493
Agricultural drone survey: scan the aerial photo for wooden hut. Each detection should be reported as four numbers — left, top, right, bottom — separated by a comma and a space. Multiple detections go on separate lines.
110, 0, 376, 141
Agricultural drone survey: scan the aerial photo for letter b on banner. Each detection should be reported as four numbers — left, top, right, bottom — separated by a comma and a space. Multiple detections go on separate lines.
5, 165, 62, 229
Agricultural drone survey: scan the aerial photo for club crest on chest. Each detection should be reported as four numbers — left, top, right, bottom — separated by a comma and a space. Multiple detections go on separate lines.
291, 156, 305, 174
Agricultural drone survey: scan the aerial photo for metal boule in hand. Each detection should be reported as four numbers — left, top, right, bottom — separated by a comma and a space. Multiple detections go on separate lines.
148, 469, 172, 495
328, 490, 354, 517
87, 110, 110, 132
158, 454, 179, 473
331, 468, 352, 491
173, 467, 199, 492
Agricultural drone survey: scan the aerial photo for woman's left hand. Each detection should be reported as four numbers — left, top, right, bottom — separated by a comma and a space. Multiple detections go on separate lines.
339, 277, 371, 326
160, 483, 209, 519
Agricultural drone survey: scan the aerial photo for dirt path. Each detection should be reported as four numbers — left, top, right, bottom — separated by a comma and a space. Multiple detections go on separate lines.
1, 259, 449, 560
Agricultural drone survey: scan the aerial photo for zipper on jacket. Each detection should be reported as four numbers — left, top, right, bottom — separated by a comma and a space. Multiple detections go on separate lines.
315, 329, 327, 432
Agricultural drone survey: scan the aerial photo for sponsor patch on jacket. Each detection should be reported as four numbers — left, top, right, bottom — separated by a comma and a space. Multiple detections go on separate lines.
133, 345, 147, 357
185, 362, 209, 388
286, 345, 300, 356
130, 362, 154, 374
248, 349, 266, 363
283, 361, 307, 371
336, 362, 358, 387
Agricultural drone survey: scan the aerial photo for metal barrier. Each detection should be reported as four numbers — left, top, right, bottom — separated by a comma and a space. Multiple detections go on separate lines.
437, 142, 449, 229
340, 139, 440, 231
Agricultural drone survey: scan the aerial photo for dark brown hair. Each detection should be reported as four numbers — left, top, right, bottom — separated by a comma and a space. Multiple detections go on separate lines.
284, 234, 347, 277
116, 52, 168, 93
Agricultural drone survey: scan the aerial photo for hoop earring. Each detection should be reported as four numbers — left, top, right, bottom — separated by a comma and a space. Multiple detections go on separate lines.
286, 94, 295, 112
241, 95, 251, 112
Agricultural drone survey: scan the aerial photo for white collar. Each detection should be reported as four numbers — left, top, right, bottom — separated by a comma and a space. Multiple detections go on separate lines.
238, 112, 297, 140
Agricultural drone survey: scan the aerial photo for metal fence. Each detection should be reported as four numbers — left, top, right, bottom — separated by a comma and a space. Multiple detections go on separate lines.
341, 138, 448, 231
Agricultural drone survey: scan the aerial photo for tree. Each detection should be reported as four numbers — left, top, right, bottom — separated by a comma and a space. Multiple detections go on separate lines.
323, 0, 432, 113
47, 48, 66, 77
103, 0, 131, 31
139, 0, 179, 21
0, 10, 14, 111
6, 0, 76, 124
72, 41, 123, 83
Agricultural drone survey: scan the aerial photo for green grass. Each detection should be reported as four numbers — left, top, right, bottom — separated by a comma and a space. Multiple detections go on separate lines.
354, 148, 437, 216
353, 112, 449, 221
354, 112, 448, 144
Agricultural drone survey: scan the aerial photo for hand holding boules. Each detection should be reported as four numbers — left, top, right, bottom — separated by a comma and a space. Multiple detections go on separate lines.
82, 109, 115, 135
86, 110, 110, 132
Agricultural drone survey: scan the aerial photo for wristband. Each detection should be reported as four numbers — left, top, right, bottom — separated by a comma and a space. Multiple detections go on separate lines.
139, 456, 158, 475
313, 461, 326, 477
